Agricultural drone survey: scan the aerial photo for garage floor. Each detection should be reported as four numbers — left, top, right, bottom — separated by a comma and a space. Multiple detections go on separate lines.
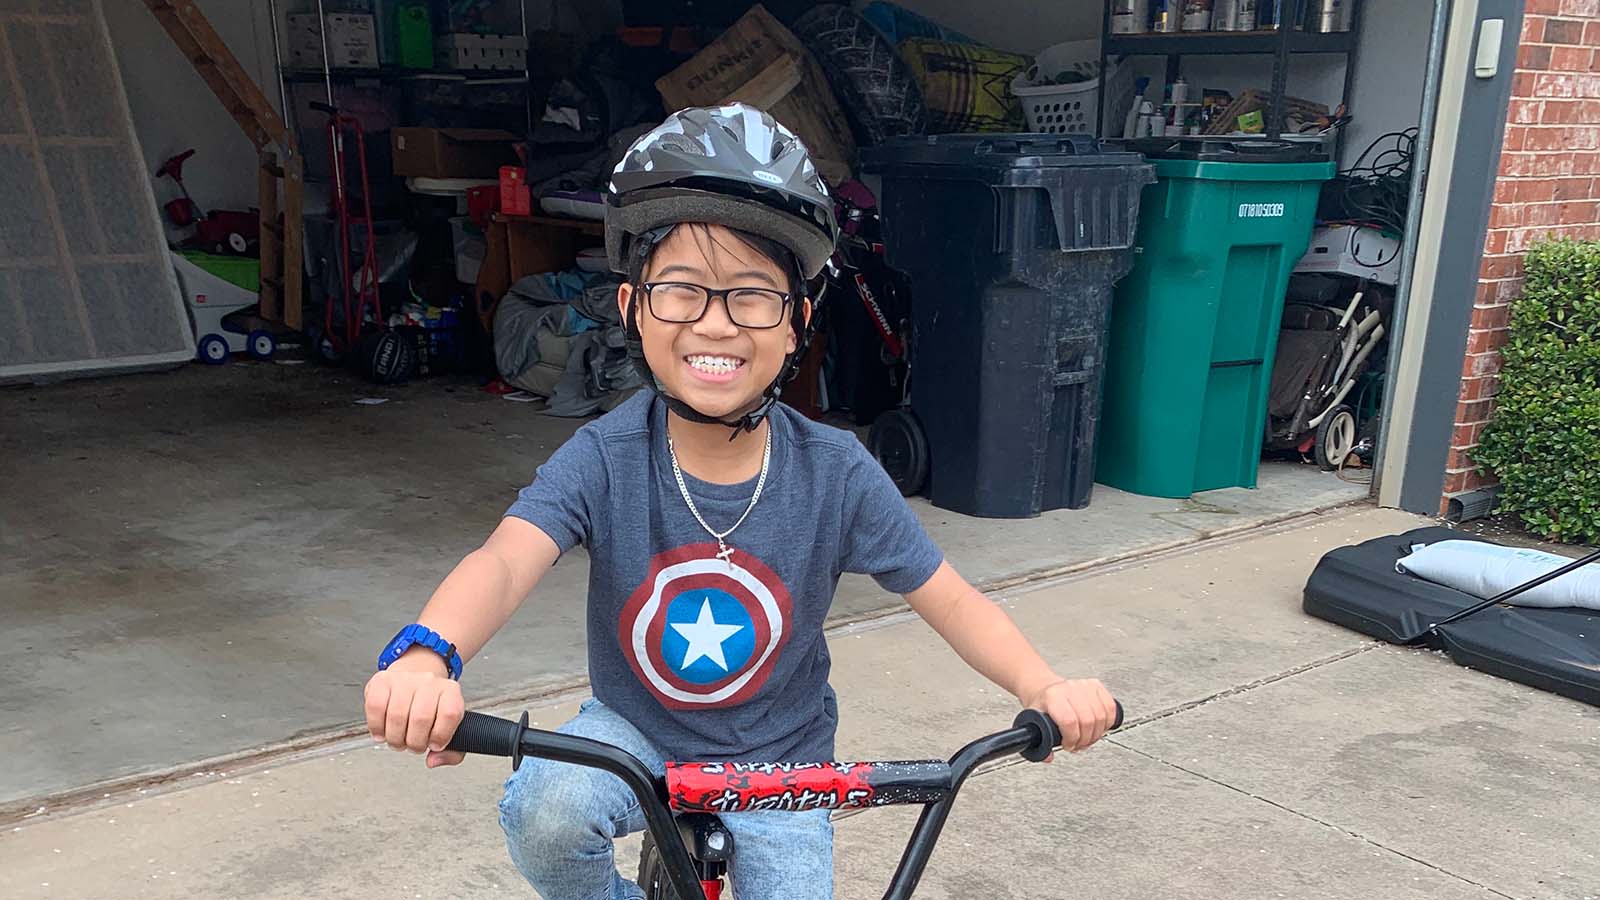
0, 363, 1368, 811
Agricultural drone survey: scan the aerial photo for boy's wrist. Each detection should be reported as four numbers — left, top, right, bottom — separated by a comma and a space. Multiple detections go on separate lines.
1016, 672, 1066, 707
387, 645, 451, 677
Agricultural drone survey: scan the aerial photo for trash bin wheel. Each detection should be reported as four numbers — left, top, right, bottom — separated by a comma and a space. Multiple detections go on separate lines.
1315, 405, 1357, 471
869, 408, 929, 497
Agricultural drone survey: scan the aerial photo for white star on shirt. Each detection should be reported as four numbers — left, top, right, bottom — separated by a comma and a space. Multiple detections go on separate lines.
670, 598, 745, 672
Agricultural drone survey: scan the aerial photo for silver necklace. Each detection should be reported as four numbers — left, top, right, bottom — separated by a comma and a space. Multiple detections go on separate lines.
667, 424, 772, 568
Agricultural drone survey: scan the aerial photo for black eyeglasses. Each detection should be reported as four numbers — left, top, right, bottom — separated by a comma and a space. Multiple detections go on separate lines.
641, 282, 792, 329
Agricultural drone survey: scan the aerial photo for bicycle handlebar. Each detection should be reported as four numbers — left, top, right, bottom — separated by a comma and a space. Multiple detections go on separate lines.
447, 699, 1125, 900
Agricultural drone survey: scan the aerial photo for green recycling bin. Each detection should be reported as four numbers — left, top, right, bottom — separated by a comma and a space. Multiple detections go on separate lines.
1096, 143, 1334, 498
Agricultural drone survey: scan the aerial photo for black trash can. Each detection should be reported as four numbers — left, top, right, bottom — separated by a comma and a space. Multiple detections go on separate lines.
863, 134, 1154, 518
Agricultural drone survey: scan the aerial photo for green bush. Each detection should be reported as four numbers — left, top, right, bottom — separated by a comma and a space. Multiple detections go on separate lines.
1475, 239, 1600, 543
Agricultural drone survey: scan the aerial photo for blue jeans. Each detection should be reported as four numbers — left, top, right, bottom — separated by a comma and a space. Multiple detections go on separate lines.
499, 698, 834, 900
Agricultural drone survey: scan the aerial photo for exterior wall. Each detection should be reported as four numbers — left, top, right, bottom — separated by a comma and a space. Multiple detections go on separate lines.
1445, 0, 1600, 511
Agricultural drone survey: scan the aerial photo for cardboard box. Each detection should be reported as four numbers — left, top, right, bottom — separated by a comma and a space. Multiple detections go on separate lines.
391, 127, 520, 177
287, 14, 322, 67
287, 13, 379, 69
435, 33, 527, 71
655, 5, 856, 184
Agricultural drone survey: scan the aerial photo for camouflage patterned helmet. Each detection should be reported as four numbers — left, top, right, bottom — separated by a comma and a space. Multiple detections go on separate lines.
605, 104, 839, 278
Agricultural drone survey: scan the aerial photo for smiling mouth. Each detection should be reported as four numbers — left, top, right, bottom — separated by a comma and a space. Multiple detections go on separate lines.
684, 354, 746, 376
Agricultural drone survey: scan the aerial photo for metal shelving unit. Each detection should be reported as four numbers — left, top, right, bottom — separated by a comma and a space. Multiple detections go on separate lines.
1104, 27, 1357, 57
1097, 0, 1364, 143
267, 0, 533, 144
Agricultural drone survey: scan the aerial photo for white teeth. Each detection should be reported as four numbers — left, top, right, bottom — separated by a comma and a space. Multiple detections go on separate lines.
687, 355, 743, 374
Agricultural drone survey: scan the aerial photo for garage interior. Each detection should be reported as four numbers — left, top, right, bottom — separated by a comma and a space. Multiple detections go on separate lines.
3, 0, 1432, 812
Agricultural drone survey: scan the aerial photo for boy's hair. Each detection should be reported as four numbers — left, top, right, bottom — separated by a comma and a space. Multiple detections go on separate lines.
626, 223, 805, 303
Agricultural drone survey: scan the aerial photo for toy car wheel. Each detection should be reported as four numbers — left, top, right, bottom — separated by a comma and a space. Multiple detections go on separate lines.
1315, 405, 1358, 471
246, 329, 276, 361
197, 333, 230, 365
869, 408, 929, 496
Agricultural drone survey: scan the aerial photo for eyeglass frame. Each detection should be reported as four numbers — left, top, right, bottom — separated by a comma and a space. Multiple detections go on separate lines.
638, 281, 796, 330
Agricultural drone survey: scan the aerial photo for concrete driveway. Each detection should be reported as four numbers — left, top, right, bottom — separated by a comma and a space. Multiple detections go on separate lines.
5, 505, 1596, 899
0, 364, 1365, 811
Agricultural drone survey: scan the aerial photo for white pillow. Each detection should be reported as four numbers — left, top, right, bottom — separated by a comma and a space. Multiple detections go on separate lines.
1397, 540, 1600, 611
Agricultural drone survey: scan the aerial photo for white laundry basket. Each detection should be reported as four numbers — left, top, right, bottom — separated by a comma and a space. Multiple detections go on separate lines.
1011, 40, 1135, 137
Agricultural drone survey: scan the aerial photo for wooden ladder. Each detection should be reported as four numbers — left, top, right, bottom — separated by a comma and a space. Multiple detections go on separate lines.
141, 0, 304, 329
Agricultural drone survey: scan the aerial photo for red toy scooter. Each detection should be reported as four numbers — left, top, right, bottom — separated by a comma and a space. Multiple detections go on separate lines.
156, 149, 260, 256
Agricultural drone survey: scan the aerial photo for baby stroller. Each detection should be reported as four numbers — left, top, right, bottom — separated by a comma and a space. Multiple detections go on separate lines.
1265, 280, 1390, 470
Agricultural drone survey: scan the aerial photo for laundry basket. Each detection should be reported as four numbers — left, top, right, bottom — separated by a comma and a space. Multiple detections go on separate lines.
1011, 40, 1135, 137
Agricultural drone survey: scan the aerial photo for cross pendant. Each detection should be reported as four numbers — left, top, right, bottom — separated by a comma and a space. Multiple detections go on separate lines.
716, 542, 734, 568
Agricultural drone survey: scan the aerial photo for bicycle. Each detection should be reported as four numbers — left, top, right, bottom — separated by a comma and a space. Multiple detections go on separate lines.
446, 700, 1124, 900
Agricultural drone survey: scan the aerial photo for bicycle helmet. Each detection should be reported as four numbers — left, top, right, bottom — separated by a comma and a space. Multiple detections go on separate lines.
606, 104, 840, 435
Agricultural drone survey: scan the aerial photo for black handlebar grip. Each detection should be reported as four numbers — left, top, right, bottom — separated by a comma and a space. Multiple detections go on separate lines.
446, 711, 528, 769
1014, 709, 1060, 762
1015, 700, 1126, 762
309, 101, 337, 114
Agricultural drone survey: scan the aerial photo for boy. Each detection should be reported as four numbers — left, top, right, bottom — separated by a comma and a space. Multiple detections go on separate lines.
364, 105, 1118, 900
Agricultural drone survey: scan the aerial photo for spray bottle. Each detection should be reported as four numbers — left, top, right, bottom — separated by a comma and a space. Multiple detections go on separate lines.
1124, 76, 1151, 139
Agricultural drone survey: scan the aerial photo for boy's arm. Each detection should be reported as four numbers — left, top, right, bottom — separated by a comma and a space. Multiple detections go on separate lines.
411, 517, 561, 663
364, 517, 561, 766
904, 561, 1118, 753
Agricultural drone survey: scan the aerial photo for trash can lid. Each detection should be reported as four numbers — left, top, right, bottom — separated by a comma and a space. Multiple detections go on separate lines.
863, 133, 1147, 171
1118, 136, 1330, 163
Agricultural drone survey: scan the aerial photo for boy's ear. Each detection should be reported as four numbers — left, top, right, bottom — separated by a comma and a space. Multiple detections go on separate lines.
617, 282, 634, 323
787, 298, 813, 354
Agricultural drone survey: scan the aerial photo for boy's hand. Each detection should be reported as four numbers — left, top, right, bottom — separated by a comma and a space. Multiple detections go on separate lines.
363, 648, 466, 768
1028, 678, 1118, 756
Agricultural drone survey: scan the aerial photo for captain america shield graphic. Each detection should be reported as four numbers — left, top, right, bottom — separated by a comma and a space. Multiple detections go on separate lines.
619, 543, 793, 710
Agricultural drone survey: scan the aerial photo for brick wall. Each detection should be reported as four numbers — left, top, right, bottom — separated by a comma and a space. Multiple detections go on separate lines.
1443, 0, 1600, 512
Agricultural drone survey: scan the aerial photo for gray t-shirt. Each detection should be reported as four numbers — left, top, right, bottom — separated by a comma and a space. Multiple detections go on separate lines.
506, 391, 943, 762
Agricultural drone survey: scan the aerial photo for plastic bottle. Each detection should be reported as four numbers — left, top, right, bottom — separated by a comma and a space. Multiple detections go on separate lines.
1124, 77, 1151, 139
1135, 100, 1158, 138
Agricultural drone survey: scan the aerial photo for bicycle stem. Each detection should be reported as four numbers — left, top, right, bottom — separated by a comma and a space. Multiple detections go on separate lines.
881, 725, 1040, 900
524, 731, 708, 900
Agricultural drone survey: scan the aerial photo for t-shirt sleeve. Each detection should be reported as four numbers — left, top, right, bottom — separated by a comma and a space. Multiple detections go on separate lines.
504, 426, 606, 554
838, 442, 945, 594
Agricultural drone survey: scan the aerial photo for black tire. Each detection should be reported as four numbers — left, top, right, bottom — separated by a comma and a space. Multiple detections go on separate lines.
637, 831, 679, 900
790, 4, 926, 146
1315, 405, 1357, 471
869, 407, 929, 496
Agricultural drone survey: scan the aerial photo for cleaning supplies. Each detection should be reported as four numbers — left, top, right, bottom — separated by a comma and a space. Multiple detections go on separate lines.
1124, 76, 1151, 139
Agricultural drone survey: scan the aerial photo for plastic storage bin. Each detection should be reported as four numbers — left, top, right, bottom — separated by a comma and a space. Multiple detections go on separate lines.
1096, 140, 1335, 498
864, 134, 1155, 518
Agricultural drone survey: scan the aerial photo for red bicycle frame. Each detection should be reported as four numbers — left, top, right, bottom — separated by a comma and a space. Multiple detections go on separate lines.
448, 703, 1122, 900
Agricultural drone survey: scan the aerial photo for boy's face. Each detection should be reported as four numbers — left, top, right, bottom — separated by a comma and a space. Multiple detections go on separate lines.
619, 224, 805, 422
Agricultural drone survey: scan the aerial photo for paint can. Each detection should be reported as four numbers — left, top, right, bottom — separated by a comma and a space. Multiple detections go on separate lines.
1153, 0, 1182, 32
1309, 0, 1353, 32
1182, 0, 1214, 31
1113, 0, 1151, 34
1211, 0, 1258, 30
